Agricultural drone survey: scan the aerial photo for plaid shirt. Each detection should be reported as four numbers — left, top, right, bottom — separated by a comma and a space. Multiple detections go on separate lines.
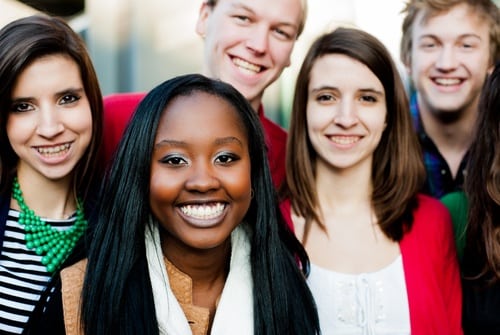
410, 94, 468, 199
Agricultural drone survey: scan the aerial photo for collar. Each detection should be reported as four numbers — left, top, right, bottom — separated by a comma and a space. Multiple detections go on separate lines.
145, 221, 254, 335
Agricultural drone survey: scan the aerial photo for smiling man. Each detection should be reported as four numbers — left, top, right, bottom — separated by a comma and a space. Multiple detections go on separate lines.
400, 0, 500, 199
196, 0, 307, 188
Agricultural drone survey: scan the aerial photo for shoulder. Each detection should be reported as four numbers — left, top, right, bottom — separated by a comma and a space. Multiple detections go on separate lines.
260, 113, 287, 140
404, 194, 452, 240
414, 194, 451, 221
61, 259, 87, 290
61, 259, 87, 335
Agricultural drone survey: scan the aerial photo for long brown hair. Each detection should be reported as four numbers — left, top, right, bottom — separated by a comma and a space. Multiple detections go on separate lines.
463, 62, 500, 283
283, 27, 425, 242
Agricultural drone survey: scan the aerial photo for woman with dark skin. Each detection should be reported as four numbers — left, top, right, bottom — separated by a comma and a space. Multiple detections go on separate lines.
61, 74, 319, 335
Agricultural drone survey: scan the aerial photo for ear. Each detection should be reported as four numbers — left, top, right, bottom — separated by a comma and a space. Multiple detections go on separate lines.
487, 62, 495, 76
196, 2, 211, 38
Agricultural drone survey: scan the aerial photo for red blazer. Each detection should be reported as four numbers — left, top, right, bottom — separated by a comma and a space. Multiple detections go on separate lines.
280, 194, 463, 335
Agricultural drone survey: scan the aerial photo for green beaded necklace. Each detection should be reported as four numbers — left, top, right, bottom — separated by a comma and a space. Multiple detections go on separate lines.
11, 177, 88, 273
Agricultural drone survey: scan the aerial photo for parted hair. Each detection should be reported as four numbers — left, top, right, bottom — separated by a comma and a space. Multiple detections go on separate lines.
400, 0, 500, 66
463, 62, 500, 283
81, 74, 319, 335
0, 15, 103, 203
284, 27, 425, 242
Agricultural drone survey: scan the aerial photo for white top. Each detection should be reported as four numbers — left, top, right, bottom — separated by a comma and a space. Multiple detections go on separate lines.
308, 255, 411, 335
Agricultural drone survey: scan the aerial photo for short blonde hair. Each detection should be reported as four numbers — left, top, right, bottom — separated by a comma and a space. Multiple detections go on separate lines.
206, 0, 308, 37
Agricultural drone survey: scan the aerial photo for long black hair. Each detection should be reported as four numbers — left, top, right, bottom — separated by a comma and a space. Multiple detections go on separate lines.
82, 74, 319, 334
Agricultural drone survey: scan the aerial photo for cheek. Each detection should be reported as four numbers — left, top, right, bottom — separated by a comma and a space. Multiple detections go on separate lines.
149, 169, 180, 207
6, 115, 32, 146
271, 42, 294, 66
225, 163, 252, 201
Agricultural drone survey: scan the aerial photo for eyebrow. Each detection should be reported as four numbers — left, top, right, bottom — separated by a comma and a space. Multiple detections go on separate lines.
418, 33, 483, 41
155, 136, 244, 148
310, 86, 385, 96
11, 87, 85, 103
229, 1, 298, 30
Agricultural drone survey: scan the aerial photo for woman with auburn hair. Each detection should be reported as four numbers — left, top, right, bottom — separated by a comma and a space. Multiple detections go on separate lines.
281, 27, 462, 334
461, 62, 500, 334
0, 15, 103, 334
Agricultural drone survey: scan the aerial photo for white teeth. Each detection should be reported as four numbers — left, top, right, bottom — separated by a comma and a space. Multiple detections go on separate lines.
36, 143, 70, 156
180, 203, 225, 219
434, 78, 461, 86
330, 136, 359, 145
233, 57, 261, 74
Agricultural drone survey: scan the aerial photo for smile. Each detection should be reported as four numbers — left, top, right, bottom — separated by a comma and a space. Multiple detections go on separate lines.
329, 135, 360, 145
232, 57, 262, 74
433, 78, 463, 86
34, 142, 71, 157
180, 203, 226, 220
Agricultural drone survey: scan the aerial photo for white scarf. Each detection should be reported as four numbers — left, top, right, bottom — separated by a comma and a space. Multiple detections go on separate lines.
145, 221, 254, 335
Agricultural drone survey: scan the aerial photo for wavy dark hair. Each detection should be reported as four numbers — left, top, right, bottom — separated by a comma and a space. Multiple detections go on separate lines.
0, 15, 103, 203
283, 27, 425, 242
81, 74, 319, 335
463, 63, 500, 283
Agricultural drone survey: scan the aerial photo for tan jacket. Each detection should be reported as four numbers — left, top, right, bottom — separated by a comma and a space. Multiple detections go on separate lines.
60, 259, 87, 335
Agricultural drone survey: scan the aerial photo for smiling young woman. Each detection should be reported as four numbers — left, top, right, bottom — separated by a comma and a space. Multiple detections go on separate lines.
61, 74, 320, 335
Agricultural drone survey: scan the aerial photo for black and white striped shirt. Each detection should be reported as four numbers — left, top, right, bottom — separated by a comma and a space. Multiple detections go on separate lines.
0, 209, 75, 334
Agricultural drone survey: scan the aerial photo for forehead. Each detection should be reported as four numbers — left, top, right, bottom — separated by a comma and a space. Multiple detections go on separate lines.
413, 3, 490, 39
216, 0, 304, 26
309, 54, 384, 91
12, 54, 80, 95
157, 91, 247, 140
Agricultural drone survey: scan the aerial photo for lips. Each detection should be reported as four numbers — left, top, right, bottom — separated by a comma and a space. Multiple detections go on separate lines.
34, 142, 71, 157
328, 135, 361, 145
232, 56, 263, 74
180, 202, 226, 220
432, 77, 463, 86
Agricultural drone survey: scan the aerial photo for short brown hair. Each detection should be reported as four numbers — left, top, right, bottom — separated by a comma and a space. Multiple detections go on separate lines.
400, 0, 500, 66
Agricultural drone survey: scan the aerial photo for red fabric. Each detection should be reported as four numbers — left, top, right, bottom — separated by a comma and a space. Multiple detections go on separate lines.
400, 194, 463, 335
103, 94, 287, 188
257, 105, 287, 189
280, 194, 463, 335
102, 92, 146, 161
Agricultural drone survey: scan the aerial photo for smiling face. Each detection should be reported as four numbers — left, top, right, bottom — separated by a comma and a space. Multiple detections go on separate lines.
408, 3, 492, 117
149, 91, 252, 253
6, 54, 92, 183
307, 54, 387, 174
196, 0, 303, 111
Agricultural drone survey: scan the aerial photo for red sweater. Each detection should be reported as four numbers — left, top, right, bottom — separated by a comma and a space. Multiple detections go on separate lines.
280, 194, 463, 335
102, 93, 286, 188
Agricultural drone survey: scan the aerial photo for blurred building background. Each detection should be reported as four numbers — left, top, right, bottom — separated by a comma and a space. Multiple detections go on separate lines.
1, 0, 499, 127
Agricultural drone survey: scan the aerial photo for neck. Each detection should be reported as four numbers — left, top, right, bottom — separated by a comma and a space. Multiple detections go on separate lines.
162, 237, 230, 288
418, 95, 477, 151
315, 159, 373, 212
14, 168, 75, 219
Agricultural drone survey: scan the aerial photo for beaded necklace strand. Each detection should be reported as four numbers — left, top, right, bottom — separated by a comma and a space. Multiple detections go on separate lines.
11, 177, 88, 273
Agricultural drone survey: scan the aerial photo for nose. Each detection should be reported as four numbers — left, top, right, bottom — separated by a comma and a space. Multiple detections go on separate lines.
333, 99, 358, 128
36, 106, 64, 138
435, 45, 458, 71
185, 160, 221, 193
245, 25, 268, 55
